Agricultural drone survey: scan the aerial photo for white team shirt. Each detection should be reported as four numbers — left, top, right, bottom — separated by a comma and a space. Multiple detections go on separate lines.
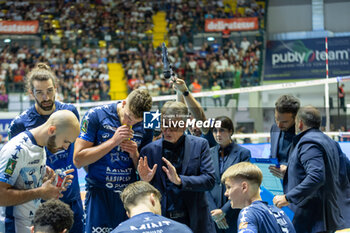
0, 131, 46, 233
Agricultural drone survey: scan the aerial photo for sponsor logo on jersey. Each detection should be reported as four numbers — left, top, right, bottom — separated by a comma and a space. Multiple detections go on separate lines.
102, 133, 110, 138
91, 226, 113, 233
29, 159, 40, 164
103, 125, 118, 132
129, 220, 171, 230
81, 119, 88, 133
5, 158, 17, 175
239, 222, 248, 229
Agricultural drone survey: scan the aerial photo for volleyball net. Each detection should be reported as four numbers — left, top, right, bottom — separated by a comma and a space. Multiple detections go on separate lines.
74, 75, 350, 143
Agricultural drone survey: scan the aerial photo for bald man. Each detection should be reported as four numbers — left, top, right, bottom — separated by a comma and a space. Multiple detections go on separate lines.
0, 110, 80, 233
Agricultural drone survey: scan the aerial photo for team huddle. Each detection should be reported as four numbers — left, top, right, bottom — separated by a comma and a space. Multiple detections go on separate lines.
0, 64, 350, 233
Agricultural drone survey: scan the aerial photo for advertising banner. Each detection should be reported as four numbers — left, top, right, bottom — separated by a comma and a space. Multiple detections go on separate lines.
205, 17, 258, 32
0, 21, 39, 34
264, 37, 350, 81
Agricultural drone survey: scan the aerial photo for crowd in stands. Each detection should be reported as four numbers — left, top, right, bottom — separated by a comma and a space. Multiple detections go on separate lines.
0, 0, 265, 109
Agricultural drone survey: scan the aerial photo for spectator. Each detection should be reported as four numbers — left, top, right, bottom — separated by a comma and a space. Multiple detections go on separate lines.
1, 1, 264, 99
222, 26, 231, 45
240, 37, 250, 52
0, 85, 8, 110
339, 83, 346, 112
91, 89, 101, 101
100, 82, 111, 101
31, 199, 74, 233
189, 78, 202, 93
211, 81, 222, 107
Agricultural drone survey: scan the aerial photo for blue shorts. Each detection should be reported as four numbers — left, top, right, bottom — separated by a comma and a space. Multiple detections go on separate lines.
67, 198, 84, 233
84, 186, 128, 233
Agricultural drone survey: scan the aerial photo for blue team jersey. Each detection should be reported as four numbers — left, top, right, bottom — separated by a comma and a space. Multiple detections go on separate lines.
238, 201, 296, 233
78, 102, 152, 191
111, 212, 193, 233
7, 101, 81, 202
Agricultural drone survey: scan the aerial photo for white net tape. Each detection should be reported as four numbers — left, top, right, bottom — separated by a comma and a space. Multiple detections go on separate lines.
73, 76, 350, 142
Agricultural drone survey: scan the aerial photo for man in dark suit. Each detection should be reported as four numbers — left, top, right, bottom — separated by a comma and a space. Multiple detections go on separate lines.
269, 95, 300, 179
273, 106, 350, 233
137, 101, 216, 233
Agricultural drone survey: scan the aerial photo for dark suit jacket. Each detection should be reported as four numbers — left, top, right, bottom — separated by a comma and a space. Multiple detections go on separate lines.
206, 143, 251, 233
283, 128, 350, 233
270, 124, 280, 160
270, 123, 295, 164
140, 135, 216, 233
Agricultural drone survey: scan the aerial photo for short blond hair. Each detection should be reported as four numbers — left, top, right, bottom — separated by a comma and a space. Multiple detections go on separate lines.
221, 162, 263, 187
120, 181, 161, 213
127, 89, 152, 118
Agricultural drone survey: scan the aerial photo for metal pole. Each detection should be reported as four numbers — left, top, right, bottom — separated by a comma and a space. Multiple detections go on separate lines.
325, 37, 330, 131
337, 81, 340, 118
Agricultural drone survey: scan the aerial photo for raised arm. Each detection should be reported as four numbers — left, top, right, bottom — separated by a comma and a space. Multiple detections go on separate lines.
172, 78, 209, 134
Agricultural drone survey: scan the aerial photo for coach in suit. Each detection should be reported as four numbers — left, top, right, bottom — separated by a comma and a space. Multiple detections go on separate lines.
138, 101, 216, 233
269, 95, 300, 179
273, 106, 350, 233
206, 116, 251, 233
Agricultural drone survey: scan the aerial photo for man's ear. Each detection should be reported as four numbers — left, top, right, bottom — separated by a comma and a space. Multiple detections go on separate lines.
48, 125, 57, 136
126, 210, 130, 218
150, 193, 156, 207
122, 100, 127, 108
31, 226, 34, 233
241, 181, 248, 193
298, 120, 304, 131
29, 89, 35, 99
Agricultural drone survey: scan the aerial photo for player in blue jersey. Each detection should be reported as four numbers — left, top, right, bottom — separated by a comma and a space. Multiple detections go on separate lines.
221, 162, 296, 233
7, 63, 84, 233
0, 110, 79, 233
73, 89, 153, 233
111, 181, 193, 233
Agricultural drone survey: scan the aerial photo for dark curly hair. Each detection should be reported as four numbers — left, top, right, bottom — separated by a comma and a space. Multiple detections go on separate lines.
33, 199, 74, 233
25, 62, 57, 93
275, 95, 300, 116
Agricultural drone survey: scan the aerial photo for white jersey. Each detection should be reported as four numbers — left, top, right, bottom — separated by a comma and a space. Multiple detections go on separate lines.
0, 131, 46, 233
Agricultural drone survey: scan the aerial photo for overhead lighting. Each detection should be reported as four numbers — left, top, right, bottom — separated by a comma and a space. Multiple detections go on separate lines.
207, 37, 215, 41
4, 39, 11, 43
